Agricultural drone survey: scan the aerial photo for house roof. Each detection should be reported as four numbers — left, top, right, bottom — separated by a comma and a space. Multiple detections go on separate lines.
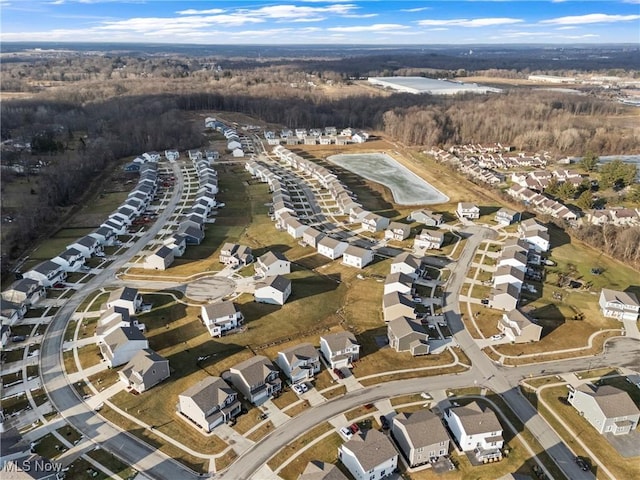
231, 355, 278, 386
450, 401, 502, 435
458, 202, 479, 210
492, 283, 521, 300
96, 306, 131, 337
387, 221, 411, 233
256, 275, 291, 294
500, 249, 527, 265
383, 292, 415, 309
600, 288, 640, 307
279, 342, 318, 365
577, 384, 640, 418
180, 376, 234, 412
152, 245, 174, 259
76, 235, 99, 248
392, 252, 421, 269
343, 245, 371, 259
5, 278, 40, 294
222, 242, 238, 254
303, 227, 325, 240
505, 308, 537, 329
494, 265, 525, 282
179, 225, 204, 240
94, 226, 115, 237
384, 272, 414, 287
341, 429, 397, 472
120, 348, 168, 384
103, 326, 146, 352
321, 331, 358, 352
393, 409, 449, 446
419, 229, 444, 241
32, 260, 63, 274
299, 461, 348, 480
497, 207, 517, 217
258, 251, 288, 267
202, 300, 239, 320
520, 218, 547, 232
108, 287, 139, 303
388, 316, 427, 339
318, 236, 345, 249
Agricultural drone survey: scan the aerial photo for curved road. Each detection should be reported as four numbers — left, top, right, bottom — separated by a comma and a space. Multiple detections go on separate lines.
40, 161, 203, 480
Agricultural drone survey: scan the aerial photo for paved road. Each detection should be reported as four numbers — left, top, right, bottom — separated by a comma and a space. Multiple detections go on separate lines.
39, 161, 203, 480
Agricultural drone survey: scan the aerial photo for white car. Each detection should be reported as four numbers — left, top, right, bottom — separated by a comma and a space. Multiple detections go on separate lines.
292, 384, 304, 395
490, 334, 504, 341
340, 427, 353, 440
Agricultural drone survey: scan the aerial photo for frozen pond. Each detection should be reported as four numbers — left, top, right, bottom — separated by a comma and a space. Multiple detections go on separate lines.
327, 152, 449, 205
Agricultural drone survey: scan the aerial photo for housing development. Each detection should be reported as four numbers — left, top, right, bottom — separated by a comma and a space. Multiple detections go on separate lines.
1, 108, 638, 480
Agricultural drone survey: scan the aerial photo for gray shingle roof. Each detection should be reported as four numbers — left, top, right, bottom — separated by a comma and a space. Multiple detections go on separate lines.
450, 401, 502, 435
393, 409, 449, 446
388, 316, 427, 339
202, 300, 239, 320
578, 384, 640, 418
341, 429, 397, 472
321, 331, 358, 352
258, 251, 288, 267
600, 289, 640, 307
279, 343, 318, 365
392, 252, 421, 269
231, 355, 278, 387
180, 376, 234, 412
108, 287, 139, 303
256, 275, 291, 293
299, 461, 348, 480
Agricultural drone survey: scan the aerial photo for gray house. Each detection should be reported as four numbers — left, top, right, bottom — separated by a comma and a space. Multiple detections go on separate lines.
382, 292, 416, 322
568, 384, 640, 435
392, 409, 450, 467
409, 210, 443, 226
276, 342, 321, 384
228, 355, 282, 404
387, 317, 429, 356
178, 376, 241, 432
118, 349, 170, 393
299, 461, 348, 480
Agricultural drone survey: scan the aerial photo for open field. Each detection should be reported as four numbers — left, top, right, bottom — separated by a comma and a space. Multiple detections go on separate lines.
277, 432, 343, 480
267, 422, 334, 471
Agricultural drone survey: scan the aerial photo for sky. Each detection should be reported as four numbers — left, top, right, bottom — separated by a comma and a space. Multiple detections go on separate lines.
1, 1, 639, 45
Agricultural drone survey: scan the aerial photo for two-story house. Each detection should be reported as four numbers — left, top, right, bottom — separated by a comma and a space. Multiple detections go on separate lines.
67, 235, 103, 258
52, 248, 86, 273
96, 306, 145, 341
408, 210, 443, 226
118, 348, 170, 393
106, 287, 142, 315
299, 461, 348, 480
201, 301, 244, 337
568, 384, 640, 435
317, 237, 349, 260
276, 343, 321, 384
219, 243, 253, 267
599, 288, 640, 322
342, 245, 374, 269
444, 402, 504, 462
518, 219, 550, 253
255, 251, 290, 278
382, 292, 416, 322
254, 275, 292, 306
383, 272, 414, 296
392, 410, 450, 467
387, 316, 430, 356
144, 245, 175, 271
178, 376, 241, 432
362, 213, 390, 233
414, 230, 444, 250
494, 208, 521, 226
22, 260, 67, 288
228, 355, 282, 404
385, 222, 411, 241
339, 429, 398, 480
319, 332, 360, 369
456, 202, 480, 220
390, 252, 423, 280
498, 309, 542, 343
1, 278, 45, 306
99, 326, 149, 368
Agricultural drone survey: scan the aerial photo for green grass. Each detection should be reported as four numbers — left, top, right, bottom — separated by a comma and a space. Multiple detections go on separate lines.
33, 432, 66, 460
86, 448, 138, 479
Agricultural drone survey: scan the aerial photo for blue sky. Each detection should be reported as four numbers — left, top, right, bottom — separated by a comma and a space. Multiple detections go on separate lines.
1, 1, 639, 44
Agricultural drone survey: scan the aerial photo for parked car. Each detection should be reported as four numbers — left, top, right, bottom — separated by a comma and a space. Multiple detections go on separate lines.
11, 335, 26, 343
349, 423, 360, 434
333, 368, 345, 379
340, 427, 353, 440
379, 415, 390, 430
481, 298, 489, 305
292, 384, 304, 395
490, 334, 504, 341
575, 456, 590, 471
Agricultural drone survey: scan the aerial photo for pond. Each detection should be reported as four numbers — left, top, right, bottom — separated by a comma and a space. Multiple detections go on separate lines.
327, 152, 449, 205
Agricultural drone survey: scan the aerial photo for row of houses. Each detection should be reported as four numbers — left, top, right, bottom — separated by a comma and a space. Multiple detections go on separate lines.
511, 169, 584, 192
177, 331, 360, 433
263, 127, 369, 146
429, 145, 550, 170
584, 207, 640, 227
336, 400, 506, 480
1, 164, 159, 329
205, 117, 250, 158
506, 184, 578, 223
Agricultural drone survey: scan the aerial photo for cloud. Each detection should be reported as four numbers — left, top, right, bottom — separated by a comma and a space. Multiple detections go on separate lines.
328, 23, 410, 32
341, 13, 378, 18
401, 7, 431, 12
177, 9, 225, 15
240, 3, 358, 20
541, 13, 640, 25
418, 17, 523, 27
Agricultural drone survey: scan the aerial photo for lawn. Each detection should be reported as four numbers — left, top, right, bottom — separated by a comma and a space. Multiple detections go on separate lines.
390, 394, 425, 406
266, 422, 334, 471
63, 350, 79, 374
86, 448, 138, 480
539, 385, 639, 480
78, 344, 103, 370
32, 432, 66, 460
277, 432, 343, 480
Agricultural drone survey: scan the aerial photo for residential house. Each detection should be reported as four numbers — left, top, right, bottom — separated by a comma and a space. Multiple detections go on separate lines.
490, 284, 520, 312
599, 289, 640, 321
164, 234, 187, 257
390, 253, 423, 279
254, 275, 292, 306
1, 299, 26, 325
385, 222, 411, 241
383, 272, 414, 296
96, 306, 145, 340
392, 410, 450, 467
1, 278, 45, 306
228, 355, 282, 404
178, 224, 205, 245
342, 245, 374, 269
456, 203, 480, 220
178, 376, 241, 433
568, 384, 640, 435
444, 402, 504, 461
276, 343, 321, 384
284, 216, 308, 239
118, 349, 170, 393
106, 287, 142, 315
255, 251, 290, 278
414, 230, 444, 250
219, 243, 253, 268
144, 245, 175, 271
201, 301, 244, 337
339, 429, 398, 480
302, 227, 325, 248
89, 227, 117, 247
518, 219, 550, 252
67, 235, 103, 258
101, 218, 128, 235
362, 213, 390, 233
382, 292, 416, 322
409, 210, 443, 226
498, 309, 543, 343
50, 248, 85, 273
319, 332, 360, 369
164, 150, 180, 162
492, 265, 525, 290
317, 237, 349, 260
299, 461, 348, 480
349, 207, 370, 224
22, 260, 67, 288
495, 208, 521, 226
387, 316, 430, 355
497, 249, 528, 273
99, 326, 149, 368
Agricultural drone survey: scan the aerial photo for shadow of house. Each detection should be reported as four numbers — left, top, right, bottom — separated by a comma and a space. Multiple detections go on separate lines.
165, 339, 245, 380
547, 223, 571, 249
251, 244, 292, 259
356, 325, 388, 358
479, 205, 501, 217
294, 253, 333, 270
527, 303, 566, 338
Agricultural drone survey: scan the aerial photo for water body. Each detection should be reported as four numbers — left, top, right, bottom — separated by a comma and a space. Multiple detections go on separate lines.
327, 152, 449, 205
571, 155, 640, 181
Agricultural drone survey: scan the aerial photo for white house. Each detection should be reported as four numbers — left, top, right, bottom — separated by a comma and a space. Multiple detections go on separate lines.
165, 150, 180, 162
89, 226, 117, 247
52, 247, 86, 273
96, 306, 145, 341
339, 429, 398, 480
164, 234, 187, 257
383, 272, 414, 296
317, 237, 349, 260
276, 342, 321, 384
228, 355, 282, 405
518, 219, 550, 252
99, 326, 149, 368
106, 287, 142, 315
284, 216, 308, 239
444, 401, 504, 462
320, 331, 360, 369
144, 245, 175, 271
1, 278, 45, 306
254, 275, 292, 306
201, 301, 244, 337
178, 376, 241, 433
414, 230, 444, 250
490, 283, 520, 312
493, 265, 525, 290
342, 245, 374, 269
495, 208, 521, 226
567, 384, 640, 435
409, 210, 443, 226
302, 227, 325, 248
392, 410, 450, 467
255, 251, 290, 278
67, 235, 103, 258
497, 249, 527, 273
362, 213, 390, 232
22, 260, 67, 288
599, 289, 640, 321
498, 309, 543, 343
456, 202, 480, 220
390, 252, 423, 280
385, 222, 411, 241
